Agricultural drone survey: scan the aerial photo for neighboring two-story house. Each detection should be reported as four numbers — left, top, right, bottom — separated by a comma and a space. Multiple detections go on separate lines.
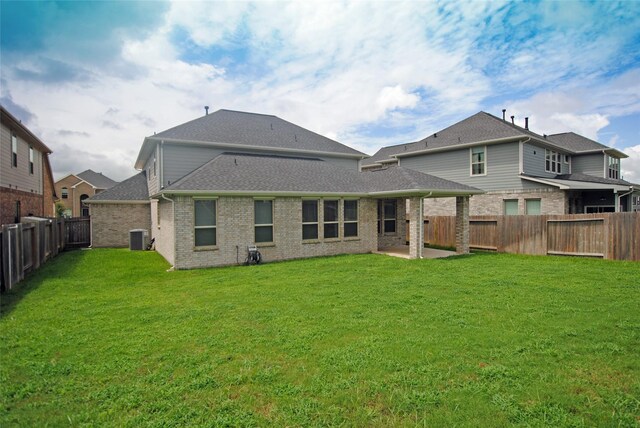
88, 109, 482, 268
1, 106, 56, 225
362, 111, 639, 215
54, 170, 118, 217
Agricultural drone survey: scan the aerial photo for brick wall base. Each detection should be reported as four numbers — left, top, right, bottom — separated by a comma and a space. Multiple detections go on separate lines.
1, 186, 44, 225
90, 203, 151, 247
425, 189, 567, 216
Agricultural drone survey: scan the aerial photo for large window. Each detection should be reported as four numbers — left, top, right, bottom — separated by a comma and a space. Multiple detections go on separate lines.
302, 200, 318, 240
324, 200, 339, 238
80, 194, 90, 217
29, 146, 34, 174
194, 199, 217, 247
61, 187, 68, 199
504, 199, 519, 215
470, 146, 486, 175
11, 133, 17, 167
525, 199, 541, 215
255, 200, 273, 243
545, 149, 561, 173
343, 200, 358, 238
608, 156, 620, 179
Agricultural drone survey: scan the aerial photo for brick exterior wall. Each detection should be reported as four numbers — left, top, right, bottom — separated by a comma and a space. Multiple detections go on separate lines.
155, 199, 175, 266
90, 203, 151, 247
0, 187, 43, 225
42, 157, 55, 217
163, 195, 379, 269
408, 197, 423, 258
424, 189, 568, 216
455, 196, 470, 254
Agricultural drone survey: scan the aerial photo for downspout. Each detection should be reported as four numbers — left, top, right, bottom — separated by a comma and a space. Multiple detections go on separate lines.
160, 193, 175, 271
617, 187, 634, 212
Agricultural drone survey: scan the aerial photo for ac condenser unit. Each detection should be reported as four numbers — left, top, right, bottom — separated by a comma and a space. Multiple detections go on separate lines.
129, 229, 147, 251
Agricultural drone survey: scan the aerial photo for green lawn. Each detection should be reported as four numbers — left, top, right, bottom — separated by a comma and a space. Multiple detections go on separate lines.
1, 250, 639, 427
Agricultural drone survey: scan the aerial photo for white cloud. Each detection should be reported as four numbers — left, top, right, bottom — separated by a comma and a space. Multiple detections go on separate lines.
622, 145, 640, 184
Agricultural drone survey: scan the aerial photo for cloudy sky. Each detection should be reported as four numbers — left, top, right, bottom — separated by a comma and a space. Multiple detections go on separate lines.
1, 1, 639, 182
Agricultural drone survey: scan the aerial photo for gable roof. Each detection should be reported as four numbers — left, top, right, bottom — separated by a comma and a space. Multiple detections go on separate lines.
1, 105, 52, 154
546, 132, 628, 158
76, 169, 118, 189
86, 171, 148, 203
362, 111, 629, 167
135, 109, 367, 169
161, 152, 481, 197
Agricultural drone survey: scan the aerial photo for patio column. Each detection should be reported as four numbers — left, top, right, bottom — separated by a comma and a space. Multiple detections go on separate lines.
455, 196, 470, 254
408, 197, 424, 259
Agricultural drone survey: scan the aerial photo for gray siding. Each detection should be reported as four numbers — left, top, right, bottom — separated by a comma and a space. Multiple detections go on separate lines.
572, 153, 605, 177
162, 142, 361, 188
523, 142, 570, 177
400, 142, 524, 191
1, 122, 43, 194
144, 144, 160, 196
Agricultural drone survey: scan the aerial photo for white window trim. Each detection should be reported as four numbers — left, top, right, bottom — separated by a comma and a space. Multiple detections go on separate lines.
608, 156, 620, 180
11, 132, 18, 168
193, 198, 218, 248
29, 146, 34, 175
545, 149, 562, 174
470, 145, 487, 176
302, 199, 319, 241
254, 199, 274, 244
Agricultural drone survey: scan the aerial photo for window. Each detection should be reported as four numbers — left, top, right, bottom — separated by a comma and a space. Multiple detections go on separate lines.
61, 187, 68, 199
80, 194, 90, 217
545, 149, 561, 173
525, 199, 541, 215
255, 200, 273, 243
302, 200, 318, 240
15, 200, 21, 223
608, 156, 620, 179
471, 146, 486, 175
29, 146, 34, 174
379, 199, 397, 233
11, 133, 17, 167
153, 157, 157, 177
564, 154, 570, 164
323, 199, 339, 238
504, 199, 519, 215
194, 199, 217, 247
343, 200, 358, 237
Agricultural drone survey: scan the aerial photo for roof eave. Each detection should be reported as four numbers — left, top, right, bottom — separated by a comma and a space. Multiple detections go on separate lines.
394, 135, 525, 159
85, 200, 150, 205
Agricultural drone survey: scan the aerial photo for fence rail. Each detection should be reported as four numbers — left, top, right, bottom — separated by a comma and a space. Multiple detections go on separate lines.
1, 217, 90, 292
408, 212, 639, 261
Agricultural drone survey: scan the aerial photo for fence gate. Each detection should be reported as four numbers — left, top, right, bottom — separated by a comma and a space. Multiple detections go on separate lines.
64, 217, 91, 248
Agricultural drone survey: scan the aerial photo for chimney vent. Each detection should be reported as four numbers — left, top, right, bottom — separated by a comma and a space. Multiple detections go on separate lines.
510, 115, 515, 125
434, 132, 437, 138
204, 106, 209, 115
525, 117, 529, 130
502, 109, 506, 121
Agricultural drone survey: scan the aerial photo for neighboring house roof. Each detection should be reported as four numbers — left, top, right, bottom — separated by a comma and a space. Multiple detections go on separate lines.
76, 169, 118, 189
86, 171, 148, 203
547, 132, 628, 158
160, 152, 481, 197
135, 109, 367, 169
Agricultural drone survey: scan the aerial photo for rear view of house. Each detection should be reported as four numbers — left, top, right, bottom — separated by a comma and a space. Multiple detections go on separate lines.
0, 106, 56, 225
88, 109, 481, 268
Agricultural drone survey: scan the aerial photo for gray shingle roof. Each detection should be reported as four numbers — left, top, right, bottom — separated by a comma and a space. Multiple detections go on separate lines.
77, 169, 118, 189
151, 109, 366, 157
362, 111, 568, 167
163, 153, 481, 196
546, 132, 609, 152
87, 171, 148, 202
553, 173, 635, 186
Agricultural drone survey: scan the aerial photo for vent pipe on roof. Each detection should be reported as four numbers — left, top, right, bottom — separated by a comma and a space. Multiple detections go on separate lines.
510, 115, 515, 125
434, 132, 437, 138
502, 109, 506, 121
525, 117, 529, 130
204, 106, 209, 115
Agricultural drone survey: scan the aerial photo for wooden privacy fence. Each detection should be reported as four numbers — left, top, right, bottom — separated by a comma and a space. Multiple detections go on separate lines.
407, 212, 639, 261
1, 217, 90, 292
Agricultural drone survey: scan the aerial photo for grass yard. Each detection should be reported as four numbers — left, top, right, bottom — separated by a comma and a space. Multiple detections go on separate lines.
1, 249, 639, 426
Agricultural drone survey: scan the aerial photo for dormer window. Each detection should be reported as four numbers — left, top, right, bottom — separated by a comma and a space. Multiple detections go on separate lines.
608, 156, 620, 179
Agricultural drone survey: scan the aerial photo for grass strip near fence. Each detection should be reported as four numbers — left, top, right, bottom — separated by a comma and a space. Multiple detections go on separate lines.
1, 249, 639, 426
